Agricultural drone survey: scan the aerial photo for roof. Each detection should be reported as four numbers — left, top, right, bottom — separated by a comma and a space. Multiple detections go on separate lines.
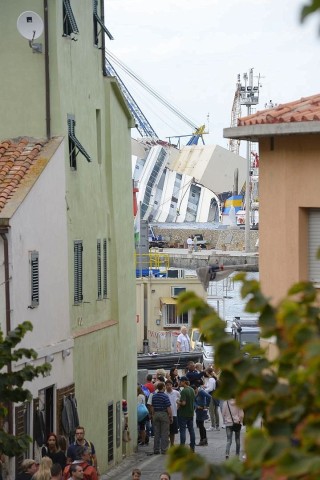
0, 137, 63, 223
223, 93, 320, 141
0, 138, 46, 212
238, 93, 320, 126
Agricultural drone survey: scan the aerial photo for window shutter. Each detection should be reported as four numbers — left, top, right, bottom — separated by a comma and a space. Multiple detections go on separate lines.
74, 241, 83, 304
97, 240, 102, 299
308, 209, 320, 283
31, 251, 39, 307
107, 402, 114, 462
103, 238, 108, 298
63, 0, 79, 36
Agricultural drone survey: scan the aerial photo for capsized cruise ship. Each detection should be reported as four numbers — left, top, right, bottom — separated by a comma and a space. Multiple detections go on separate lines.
132, 138, 247, 224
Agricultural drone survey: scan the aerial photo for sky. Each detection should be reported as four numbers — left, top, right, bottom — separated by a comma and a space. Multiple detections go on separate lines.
107, 0, 320, 150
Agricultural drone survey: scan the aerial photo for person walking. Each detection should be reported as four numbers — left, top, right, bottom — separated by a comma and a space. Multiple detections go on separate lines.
67, 426, 97, 469
222, 399, 244, 459
177, 376, 196, 452
41, 433, 66, 469
151, 382, 172, 454
50, 464, 62, 480
193, 235, 198, 252
131, 469, 141, 480
193, 385, 211, 446
204, 367, 219, 431
69, 465, 84, 480
186, 236, 193, 253
15, 460, 38, 480
63, 447, 98, 480
186, 361, 204, 387
159, 473, 171, 480
164, 379, 180, 446
176, 326, 191, 353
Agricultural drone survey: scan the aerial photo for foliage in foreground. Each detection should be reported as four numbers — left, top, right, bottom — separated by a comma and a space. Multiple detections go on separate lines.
168, 275, 320, 479
0, 321, 51, 456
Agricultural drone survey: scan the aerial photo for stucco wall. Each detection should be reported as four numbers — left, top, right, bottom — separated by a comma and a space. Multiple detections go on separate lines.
259, 134, 320, 303
136, 277, 207, 352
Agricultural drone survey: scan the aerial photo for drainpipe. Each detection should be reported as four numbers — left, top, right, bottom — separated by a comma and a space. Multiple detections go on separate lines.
1, 228, 13, 434
44, 0, 51, 139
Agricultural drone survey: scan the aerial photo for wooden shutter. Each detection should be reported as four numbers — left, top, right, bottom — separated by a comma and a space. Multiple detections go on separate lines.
74, 241, 83, 304
97, 240, 102, 299
31, 251, 39, 307
103, 238, 108, 298
107, 402, 114, 463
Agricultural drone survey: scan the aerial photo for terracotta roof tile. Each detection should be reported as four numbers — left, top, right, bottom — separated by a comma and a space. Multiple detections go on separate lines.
238, 93, 320, 126
0, 137, 46, 212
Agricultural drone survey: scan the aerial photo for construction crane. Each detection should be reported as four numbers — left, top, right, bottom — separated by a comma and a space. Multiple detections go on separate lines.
105, 57, 158, 139
105, 49, 206, 145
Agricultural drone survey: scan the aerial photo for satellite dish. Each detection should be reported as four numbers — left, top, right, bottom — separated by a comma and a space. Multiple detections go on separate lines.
17, 11, 44, 41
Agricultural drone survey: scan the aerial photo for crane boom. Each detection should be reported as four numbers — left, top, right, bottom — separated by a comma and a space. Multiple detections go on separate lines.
106, 49, 199, 132
105, 57, 158, 139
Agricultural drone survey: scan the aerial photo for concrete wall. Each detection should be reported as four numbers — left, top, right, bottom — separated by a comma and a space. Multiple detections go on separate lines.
152, 226, 259, 252
259, 134, 320, 303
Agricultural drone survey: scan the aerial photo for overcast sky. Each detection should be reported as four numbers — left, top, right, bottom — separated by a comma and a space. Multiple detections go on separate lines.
107, 0, 320, 149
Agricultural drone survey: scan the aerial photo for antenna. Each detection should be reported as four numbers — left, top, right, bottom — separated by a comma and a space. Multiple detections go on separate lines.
17, 11, 44, 53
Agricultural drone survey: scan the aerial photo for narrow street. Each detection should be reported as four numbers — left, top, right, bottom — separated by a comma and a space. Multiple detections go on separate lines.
103, 423, 246, 479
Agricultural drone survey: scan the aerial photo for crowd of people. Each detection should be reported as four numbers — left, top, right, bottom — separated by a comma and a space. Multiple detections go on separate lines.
137, 361, 244, 460
14, 427, 99, 480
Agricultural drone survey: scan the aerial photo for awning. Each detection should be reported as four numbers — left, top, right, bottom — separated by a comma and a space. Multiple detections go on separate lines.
160, 297, 177, 305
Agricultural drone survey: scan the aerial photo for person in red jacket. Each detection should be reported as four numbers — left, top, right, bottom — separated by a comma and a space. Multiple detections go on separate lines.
63, 447, 97, 480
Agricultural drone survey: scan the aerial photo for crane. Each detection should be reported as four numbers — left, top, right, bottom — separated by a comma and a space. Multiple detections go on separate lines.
105, 49, 206, 145
105, 57, 158, 139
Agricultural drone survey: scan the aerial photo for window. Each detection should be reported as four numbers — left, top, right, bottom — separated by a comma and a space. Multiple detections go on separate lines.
93, 0, 113, 47
162, 302, 189, 327
103, 238, 108, 298
62, 0, 79, 37
308, 209, 320, 284
30, 251, 39, 307
74, 241, 83, 304
67, 115, 91, 170
160, 297, 189, 326
97, 240, 102, 300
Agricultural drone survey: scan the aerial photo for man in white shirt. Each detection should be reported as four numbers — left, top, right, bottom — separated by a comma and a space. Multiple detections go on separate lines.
165, 379, 180, 446
176, 326, 191, 352
186, 236, 193, 253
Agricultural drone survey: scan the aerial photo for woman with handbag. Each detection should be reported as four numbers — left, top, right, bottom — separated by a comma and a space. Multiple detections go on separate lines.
222, 399, 244, 459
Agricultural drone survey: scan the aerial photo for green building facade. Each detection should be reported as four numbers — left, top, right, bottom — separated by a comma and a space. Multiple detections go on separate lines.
0, 0, 137, 471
